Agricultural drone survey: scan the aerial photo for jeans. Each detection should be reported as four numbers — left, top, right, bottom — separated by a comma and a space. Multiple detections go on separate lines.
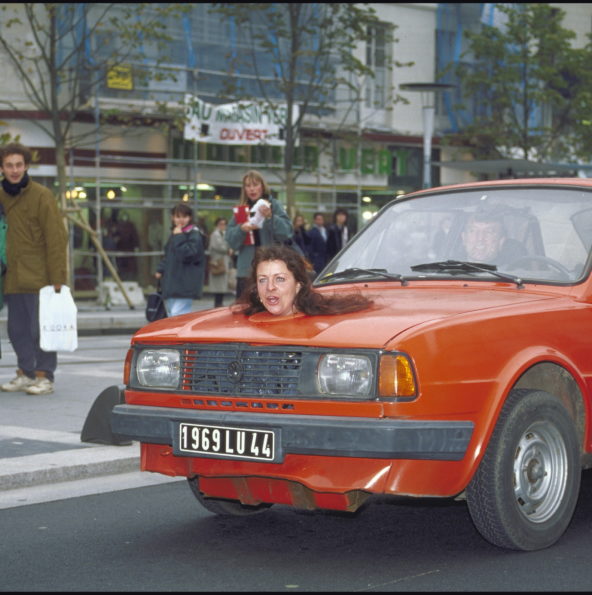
165, 297, 193, 317
5, 293, 57, 381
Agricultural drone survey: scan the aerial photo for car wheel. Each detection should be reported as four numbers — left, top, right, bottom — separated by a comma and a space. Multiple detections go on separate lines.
187, 477, 273, 516
466, 389, 581, 551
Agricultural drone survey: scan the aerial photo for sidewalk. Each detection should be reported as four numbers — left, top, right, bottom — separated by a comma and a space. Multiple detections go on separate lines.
0, 293, 222, 507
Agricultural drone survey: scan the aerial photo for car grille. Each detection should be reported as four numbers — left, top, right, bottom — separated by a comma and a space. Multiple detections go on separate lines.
181, 347, 304, 397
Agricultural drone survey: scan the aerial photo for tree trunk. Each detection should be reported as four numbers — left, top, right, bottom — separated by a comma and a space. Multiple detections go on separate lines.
53, 135, 73, 288
285, 169, 296, 220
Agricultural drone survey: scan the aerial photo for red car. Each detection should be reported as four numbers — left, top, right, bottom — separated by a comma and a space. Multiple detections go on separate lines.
112, 178, 592, 551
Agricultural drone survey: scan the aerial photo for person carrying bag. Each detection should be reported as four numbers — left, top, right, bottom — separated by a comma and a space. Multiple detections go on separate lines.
155, 202, 205, 317
0, 142, 68, 396
38, 285, 78, 352
145, 280, 167, 322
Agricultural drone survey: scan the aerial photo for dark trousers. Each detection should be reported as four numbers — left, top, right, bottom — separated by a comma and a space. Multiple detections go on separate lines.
235, 277, 247, 300
5, 293, 57, 381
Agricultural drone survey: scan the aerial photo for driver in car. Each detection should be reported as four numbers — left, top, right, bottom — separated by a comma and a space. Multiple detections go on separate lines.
460, 213, 526, 265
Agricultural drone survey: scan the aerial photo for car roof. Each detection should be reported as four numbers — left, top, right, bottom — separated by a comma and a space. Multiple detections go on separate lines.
402, 177, 592, 199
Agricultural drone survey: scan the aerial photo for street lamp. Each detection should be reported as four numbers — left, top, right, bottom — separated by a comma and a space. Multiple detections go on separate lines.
400, 82, 454, 189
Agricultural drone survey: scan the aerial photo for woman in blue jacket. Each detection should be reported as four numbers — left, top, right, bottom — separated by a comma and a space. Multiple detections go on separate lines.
225, 170, 292, 298
155, 203, 205, 316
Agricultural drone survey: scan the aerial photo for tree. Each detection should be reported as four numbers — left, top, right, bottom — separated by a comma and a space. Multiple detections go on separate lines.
0, 3, 188, 205
0, 3, 185, 291
449, 3, 592, 162
0, 121, 19, 146
206, 3, 411, 215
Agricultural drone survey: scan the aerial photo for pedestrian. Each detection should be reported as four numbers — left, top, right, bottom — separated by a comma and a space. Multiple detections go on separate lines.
307, 211, 329, 275
225, 170, 292, 299
100, 221, 118, 278
112, 209, 139, 281
155, 202, 205, 317
208, 217, 232, 308
292, 214, 311, 259
234, 244, 373, 317
326, 207, 350, 261
0, 142, 68, 395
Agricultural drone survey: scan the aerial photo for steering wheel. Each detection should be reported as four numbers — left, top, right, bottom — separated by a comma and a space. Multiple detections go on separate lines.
506, 255, 572, 280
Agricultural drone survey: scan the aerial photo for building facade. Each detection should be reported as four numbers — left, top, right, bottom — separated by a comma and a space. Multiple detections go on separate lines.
0, 2, 590, 291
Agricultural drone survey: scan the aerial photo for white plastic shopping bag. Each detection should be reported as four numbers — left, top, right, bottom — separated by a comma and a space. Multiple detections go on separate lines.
39, 285, 78, 352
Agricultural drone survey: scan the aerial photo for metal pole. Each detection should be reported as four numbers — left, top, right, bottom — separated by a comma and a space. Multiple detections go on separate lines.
422, 104, 435, 189
95, 91, 103, 287
400, 83, 454, 190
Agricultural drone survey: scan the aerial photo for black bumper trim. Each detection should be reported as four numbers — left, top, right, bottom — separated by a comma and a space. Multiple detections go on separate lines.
111, 404, 473, 462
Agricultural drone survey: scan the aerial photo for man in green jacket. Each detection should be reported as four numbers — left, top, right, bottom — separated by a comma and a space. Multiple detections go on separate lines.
0, 142, 68, 395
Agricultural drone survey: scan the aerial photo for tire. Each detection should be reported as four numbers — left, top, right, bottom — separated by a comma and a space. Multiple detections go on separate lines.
466, 389, 581, 551
187, 477, 273, 516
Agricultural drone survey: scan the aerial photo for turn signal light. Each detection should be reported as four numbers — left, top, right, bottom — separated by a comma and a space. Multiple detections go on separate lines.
123, 348, 134, 385
378, 353, 417, 399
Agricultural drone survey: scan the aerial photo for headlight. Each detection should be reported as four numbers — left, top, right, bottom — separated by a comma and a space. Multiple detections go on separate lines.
136, 349, 180, 388
317, 354, 372, 396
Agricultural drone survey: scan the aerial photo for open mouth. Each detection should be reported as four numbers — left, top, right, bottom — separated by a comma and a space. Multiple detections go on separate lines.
265, 296, 280, 307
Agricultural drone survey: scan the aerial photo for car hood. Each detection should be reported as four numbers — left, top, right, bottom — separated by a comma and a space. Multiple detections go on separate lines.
133, 286, 559, 349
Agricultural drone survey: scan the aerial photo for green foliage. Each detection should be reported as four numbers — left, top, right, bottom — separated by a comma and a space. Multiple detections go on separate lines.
451, 3, 592, 162
0, 121, 20, 146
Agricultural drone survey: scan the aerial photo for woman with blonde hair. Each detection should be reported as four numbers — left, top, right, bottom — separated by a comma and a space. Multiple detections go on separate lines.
225, 170, 292, 298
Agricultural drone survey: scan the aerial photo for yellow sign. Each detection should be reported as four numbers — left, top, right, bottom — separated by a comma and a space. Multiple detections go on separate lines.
107, 65, 133, 90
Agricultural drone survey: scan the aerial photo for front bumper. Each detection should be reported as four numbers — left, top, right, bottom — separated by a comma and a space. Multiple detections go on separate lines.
111, 403, 473, 462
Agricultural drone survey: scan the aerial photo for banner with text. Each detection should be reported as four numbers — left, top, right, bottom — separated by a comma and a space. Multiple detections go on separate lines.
184, 95, 298, 146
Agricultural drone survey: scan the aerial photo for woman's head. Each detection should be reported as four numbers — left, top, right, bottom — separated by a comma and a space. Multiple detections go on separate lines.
236, 244, 373, 317
172, 202, 193, 220
240, 245, 313, 315
171, 202, 194, 228
240, 170, 270, 204
293, 214, 306, 228
255, 257, 303, 317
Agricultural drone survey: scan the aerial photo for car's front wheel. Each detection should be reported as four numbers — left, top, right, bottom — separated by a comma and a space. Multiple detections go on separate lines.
466, 389, 581, 551
187, 477, 273, 516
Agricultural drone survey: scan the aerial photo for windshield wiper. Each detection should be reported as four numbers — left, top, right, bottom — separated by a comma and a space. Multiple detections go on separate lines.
410, 260, 523, 288
318, 267, 407, 285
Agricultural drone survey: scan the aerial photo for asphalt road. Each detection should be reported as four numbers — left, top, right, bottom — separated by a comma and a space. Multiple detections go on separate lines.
2, 471, 592, 591
2, 333, 592, 591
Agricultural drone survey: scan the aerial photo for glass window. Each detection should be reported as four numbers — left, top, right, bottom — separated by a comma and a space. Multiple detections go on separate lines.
365, 24, 391, 109
323, 186, 592, 284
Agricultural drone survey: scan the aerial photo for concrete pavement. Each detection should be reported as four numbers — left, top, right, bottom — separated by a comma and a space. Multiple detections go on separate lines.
0, 294, 223, 506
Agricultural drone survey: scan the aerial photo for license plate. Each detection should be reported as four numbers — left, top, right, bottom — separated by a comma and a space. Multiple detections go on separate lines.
177, 423, 275, 461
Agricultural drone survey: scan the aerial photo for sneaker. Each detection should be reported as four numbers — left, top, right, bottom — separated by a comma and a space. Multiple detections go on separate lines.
1, 373, 36, 392
25, 377, 54, 395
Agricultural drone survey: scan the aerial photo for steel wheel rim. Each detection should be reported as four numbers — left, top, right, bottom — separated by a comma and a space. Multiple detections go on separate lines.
513, 420, 568, 523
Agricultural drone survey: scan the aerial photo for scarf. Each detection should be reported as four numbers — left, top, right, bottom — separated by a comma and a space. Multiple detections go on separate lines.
2, 173, 29, 196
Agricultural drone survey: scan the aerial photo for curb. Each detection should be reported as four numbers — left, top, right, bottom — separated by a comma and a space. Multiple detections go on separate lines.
0, 444, 140, 490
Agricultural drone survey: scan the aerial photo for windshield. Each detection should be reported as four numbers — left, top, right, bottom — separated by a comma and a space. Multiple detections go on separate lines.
317, 185, 592, 286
